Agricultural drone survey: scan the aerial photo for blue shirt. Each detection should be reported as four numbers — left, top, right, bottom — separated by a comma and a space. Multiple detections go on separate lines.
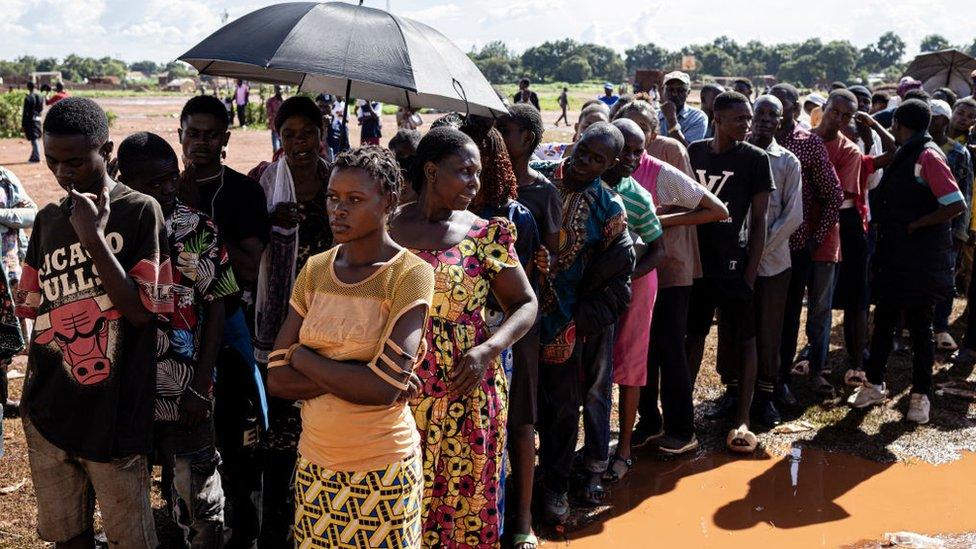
658, 104, 708, 143
599, 95, 620, 107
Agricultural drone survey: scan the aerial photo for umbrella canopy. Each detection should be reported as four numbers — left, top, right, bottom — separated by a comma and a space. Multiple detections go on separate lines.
904, 49, 976, 99
179, 1, 506, 117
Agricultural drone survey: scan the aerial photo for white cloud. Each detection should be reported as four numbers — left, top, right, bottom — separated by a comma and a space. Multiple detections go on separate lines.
0, 0, 971, 62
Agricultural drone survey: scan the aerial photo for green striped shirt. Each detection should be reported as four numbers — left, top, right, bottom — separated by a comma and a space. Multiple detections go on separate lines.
609, 176, 663, 245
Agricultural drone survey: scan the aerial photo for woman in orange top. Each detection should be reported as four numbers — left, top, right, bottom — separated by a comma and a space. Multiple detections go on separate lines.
267, 146, 435, 548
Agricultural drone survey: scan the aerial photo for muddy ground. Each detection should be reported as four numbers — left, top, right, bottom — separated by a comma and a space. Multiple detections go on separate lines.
1, 95, 975, 547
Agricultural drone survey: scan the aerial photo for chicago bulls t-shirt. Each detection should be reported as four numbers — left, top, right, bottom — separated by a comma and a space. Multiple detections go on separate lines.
688, 140, 775, 279
16, 182, 172, 462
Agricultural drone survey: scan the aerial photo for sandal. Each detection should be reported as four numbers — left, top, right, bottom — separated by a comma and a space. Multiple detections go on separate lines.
513, 533, 539, 549
726, 427, 758, 454
790, 360, 810, 376
604, 454, 634, 483
844, 369, 868, 387
936, 332, 959, 352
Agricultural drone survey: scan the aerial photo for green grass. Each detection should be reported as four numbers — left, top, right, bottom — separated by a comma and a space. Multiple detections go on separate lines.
497, 81, 609, 111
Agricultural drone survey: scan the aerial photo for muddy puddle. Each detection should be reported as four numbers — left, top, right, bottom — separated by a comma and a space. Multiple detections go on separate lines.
557, 447, 976, 547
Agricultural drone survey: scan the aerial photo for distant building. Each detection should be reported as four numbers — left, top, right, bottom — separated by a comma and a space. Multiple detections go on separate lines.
164, 78, 199, 93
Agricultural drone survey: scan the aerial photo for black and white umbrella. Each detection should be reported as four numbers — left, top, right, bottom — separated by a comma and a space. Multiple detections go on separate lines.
179, 1, 505, 118
904, 49, 976, 99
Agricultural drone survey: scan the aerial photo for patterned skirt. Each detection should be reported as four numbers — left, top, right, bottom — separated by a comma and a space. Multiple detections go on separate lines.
294, 453, 423, 549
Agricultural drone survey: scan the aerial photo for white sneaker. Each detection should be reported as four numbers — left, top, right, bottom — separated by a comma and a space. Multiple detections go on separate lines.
848, 382, 887, 408
907, 393, 930, 424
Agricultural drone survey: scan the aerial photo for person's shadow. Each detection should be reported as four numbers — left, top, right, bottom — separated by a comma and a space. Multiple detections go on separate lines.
711, 397, 913, 532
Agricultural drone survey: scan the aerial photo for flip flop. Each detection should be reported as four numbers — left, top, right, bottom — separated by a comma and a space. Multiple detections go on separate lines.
726, 427, 758, 454
604, 454, 634, 483
513, 533, 539, 549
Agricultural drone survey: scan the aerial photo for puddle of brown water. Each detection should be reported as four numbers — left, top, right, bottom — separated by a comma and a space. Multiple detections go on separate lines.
561, 447, 976, 548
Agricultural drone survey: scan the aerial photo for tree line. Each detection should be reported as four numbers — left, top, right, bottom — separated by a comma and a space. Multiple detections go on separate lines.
0, 56, 197, 83
470, 32, 976, 86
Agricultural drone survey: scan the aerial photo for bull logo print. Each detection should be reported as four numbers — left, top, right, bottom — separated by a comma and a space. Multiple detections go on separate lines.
33, 294, 120, 386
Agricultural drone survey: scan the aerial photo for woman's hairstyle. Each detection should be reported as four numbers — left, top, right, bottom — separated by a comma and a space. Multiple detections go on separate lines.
407, 127, 475, 195
274, 96, 323, 133
614, 99, 660, 132
461, 124, 517, 207
333, 146, 402, 199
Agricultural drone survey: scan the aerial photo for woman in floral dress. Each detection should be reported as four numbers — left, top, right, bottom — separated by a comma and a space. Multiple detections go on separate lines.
389, 127, 537, 548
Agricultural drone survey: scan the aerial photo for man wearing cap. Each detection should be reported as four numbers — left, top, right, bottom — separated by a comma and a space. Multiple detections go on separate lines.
659, 71, 709, 147
599, 83, 621, 107
929, 99, 974, 352
801, 93, 826, 129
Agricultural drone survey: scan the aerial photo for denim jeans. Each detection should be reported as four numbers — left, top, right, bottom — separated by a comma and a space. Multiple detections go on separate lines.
538, 325, 614, 494
781, 249, 837, 380
24, 417, 158, 546
934, 248, 958, 333
155, 420, 224, 549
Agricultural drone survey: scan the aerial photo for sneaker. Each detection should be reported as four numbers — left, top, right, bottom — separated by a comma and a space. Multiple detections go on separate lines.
631, 424, 664, 448
543, 489, 569, 524
775, 383, 798, 407
751, 396, 782, 427
705, 390, 738, 419
848, 382, 887, 408
907, 393, 930, 424
656, 434, 699, 455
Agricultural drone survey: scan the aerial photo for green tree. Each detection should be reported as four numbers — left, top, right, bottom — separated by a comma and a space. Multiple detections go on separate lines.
164, 61, 197, 79
698, 46, 737, 76
129, 60, 160, 74
876, 31, 907, 67
820, 40, 859, 83
555, 55, 592, 83
578, 44, 626, 82
920, 34, 951, 53
624, 43, 671, 73
521, 39, 579, 81
469, 41, 520, 84
779, 54, 825, 86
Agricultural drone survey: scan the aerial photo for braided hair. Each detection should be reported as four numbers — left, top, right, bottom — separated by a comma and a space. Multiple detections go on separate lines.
460, 124, 518, 208
408, 127, 476, 195
333, 146, 402, 207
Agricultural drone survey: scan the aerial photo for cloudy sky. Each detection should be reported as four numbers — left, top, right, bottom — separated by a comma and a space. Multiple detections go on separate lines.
0, 0, 972, 62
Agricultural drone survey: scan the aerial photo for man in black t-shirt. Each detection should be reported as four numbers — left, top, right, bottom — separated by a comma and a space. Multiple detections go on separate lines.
686, 91, 774, 455
178, 94, 270, 547
16, 97, 172, 547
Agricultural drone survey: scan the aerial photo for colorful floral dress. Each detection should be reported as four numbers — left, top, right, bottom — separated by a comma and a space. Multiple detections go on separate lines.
408, 217, 518, 549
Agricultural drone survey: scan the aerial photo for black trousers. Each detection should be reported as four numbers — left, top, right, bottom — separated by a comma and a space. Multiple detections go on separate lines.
754, 269, 792, 393
865, 300, 935, 396
236, 104, 247, 127
638, 286, 695, 440
538, 326, 614, 494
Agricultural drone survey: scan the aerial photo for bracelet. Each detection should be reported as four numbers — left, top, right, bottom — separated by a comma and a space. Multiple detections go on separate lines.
185, 385, 212, 403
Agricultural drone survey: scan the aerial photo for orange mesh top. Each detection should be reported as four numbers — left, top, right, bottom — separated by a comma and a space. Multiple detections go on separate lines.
290, 246, 434, 471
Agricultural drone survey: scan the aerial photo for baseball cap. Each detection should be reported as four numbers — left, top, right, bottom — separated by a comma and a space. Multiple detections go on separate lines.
804, 93, 827, 107
604, 82, 614, 89
930, 99, 952, 119
848, 85, 871, 99
664, 71, 691, 87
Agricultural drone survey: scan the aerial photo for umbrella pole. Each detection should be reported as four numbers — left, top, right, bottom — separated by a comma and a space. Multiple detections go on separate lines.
342, 79, 351, 150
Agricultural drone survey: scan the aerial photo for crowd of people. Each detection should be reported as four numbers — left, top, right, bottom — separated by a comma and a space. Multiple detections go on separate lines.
2, 64, 975, 549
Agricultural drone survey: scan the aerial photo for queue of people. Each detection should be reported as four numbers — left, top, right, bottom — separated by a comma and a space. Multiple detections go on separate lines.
5, 71, 976, 549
